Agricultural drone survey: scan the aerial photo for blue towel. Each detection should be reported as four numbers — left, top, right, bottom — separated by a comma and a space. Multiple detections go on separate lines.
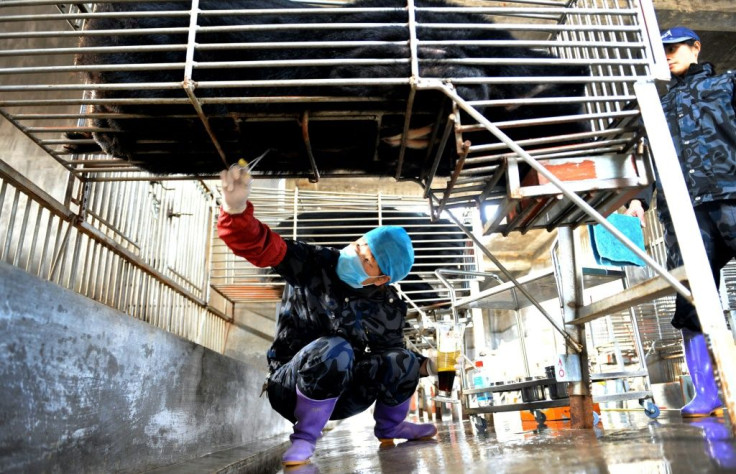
588, 214, 646, 267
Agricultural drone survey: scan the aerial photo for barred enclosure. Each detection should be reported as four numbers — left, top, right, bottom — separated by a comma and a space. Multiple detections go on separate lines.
0, 161, 229, 352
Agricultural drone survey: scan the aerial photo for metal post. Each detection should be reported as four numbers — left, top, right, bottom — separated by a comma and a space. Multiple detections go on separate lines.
635, 80, 736, 435
557, 227, 593, 429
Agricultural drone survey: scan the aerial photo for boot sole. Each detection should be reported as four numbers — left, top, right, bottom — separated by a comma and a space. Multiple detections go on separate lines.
681, 407, 724, 418
283, 459, 311, 467
378, 433, 438, 444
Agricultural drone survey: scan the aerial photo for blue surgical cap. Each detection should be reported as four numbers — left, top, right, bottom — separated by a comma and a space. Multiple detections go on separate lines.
661, 26, 700, 44
363, 226, 414, 284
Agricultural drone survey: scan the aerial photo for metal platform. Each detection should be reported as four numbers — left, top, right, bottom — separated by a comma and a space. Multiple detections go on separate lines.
453, 266, 626, 311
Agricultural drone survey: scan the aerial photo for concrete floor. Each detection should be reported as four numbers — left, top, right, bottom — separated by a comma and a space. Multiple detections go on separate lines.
275, 409, 736, 474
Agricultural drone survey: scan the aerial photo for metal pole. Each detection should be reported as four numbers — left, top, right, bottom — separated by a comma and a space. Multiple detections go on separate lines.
557, 226, 593, 429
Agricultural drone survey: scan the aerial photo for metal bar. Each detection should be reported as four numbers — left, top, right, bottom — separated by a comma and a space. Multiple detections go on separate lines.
423, 113, 458, 196
301, 111, 321, 183
557, 226, 593, 428
428, 80, 690, 300
590, 371, 649, 381
436, 204, 582, 353
434, 141, 470, 217
0, 75, 645, 94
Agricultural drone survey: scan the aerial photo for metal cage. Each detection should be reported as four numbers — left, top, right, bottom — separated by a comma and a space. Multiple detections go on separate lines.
0, 0, 659, 235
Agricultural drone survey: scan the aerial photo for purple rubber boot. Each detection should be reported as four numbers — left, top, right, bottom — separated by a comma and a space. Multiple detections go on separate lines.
373, 398, 437, 444
681, 328, 723, 418
282, 386, 338, 466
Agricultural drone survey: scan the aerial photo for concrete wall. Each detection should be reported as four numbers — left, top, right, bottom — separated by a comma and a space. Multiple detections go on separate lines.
0, 262, 290, 473
224, 303, 279, 362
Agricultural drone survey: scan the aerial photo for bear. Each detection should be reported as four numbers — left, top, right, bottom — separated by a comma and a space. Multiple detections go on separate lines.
67, 0, 589, 180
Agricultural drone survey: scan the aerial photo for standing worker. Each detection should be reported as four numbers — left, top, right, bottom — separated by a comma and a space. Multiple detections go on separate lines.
217, 164, 438, 466
627, 26, 736, 418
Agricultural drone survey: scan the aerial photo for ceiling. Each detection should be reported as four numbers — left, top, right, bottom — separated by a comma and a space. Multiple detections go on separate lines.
654, 0, 736, 73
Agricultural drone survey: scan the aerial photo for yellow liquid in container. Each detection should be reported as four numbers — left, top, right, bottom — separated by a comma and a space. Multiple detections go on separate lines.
437, 350, 459, 392
437, 350, 460, 372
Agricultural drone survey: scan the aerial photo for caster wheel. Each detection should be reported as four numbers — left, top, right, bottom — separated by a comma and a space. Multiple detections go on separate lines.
472, 415, 488, 433
639, 398, 660, 419
644, 403, 660, 419
533, 409, 547, 424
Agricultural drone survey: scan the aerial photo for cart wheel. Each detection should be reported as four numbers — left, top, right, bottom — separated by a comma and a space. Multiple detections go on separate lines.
644, 403, 660, 419
472, 415, 488, 433
533, 409, 546, 424
639, 398, 660, 419
593, 411, 600, 425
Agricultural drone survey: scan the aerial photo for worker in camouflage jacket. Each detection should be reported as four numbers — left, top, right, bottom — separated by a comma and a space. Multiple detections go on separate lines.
217, 164, 437, 467
627, 26, 736, 418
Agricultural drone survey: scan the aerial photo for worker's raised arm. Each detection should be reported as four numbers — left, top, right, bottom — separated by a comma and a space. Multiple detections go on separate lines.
216, 164, 286, 268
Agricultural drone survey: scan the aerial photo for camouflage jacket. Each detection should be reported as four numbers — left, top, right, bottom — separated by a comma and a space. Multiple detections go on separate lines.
656, 62, 736, 217
267, 239, 417, 372
217, 205, 420, 373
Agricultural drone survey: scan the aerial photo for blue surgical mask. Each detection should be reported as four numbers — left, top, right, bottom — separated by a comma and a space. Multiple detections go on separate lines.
336, 244, 371, 288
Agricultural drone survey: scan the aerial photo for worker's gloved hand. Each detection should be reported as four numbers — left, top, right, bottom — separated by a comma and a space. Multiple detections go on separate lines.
421, 358, 438, 377
220, 160, 252, 215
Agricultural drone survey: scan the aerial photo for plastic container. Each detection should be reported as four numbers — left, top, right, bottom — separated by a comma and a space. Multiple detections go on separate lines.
436, 319, 462, 393
472, 360, 491, 407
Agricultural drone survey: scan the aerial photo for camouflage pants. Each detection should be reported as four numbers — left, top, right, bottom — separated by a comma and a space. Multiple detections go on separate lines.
662, 200, 736, 332
266, 336, 421, 423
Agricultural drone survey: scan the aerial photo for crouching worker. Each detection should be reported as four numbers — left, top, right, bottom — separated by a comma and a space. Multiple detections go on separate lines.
217, 164, 438, 466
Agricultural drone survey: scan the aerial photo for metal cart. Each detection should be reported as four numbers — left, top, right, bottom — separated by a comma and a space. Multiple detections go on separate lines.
436, 261, 661, 430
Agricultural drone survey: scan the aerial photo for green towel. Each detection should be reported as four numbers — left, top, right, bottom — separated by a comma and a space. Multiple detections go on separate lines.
588, 214, 646, 267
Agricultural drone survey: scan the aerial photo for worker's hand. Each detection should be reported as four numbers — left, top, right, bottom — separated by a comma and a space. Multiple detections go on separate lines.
220, 160, 252, 215
421, 358, 438, 377
624, 199, 646, 228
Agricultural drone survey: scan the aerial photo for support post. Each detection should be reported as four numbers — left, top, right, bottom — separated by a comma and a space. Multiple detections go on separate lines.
635, 80, 736, 435
557, 227, 593, 429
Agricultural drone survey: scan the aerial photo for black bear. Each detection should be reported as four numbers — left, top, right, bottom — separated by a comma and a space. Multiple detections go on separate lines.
68, 0, 589, 179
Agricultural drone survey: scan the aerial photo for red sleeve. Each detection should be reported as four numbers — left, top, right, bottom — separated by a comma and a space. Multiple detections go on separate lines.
216, 202, 287, 268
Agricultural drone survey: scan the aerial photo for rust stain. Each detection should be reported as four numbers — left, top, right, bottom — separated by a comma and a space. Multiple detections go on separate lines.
536, 160, 597, 185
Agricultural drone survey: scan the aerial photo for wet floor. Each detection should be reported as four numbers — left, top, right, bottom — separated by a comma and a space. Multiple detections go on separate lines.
276, 409, 736, 473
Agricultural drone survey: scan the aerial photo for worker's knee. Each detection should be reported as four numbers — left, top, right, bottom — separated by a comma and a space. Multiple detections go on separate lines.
296, 336, 355, 398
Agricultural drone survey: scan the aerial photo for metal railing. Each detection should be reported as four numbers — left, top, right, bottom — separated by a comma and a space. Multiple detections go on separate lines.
0, 158, 229, 353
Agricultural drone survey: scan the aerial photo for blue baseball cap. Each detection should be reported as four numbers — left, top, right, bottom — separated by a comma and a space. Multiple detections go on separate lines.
363, 226, 414, 284
661, 26, 700, 44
